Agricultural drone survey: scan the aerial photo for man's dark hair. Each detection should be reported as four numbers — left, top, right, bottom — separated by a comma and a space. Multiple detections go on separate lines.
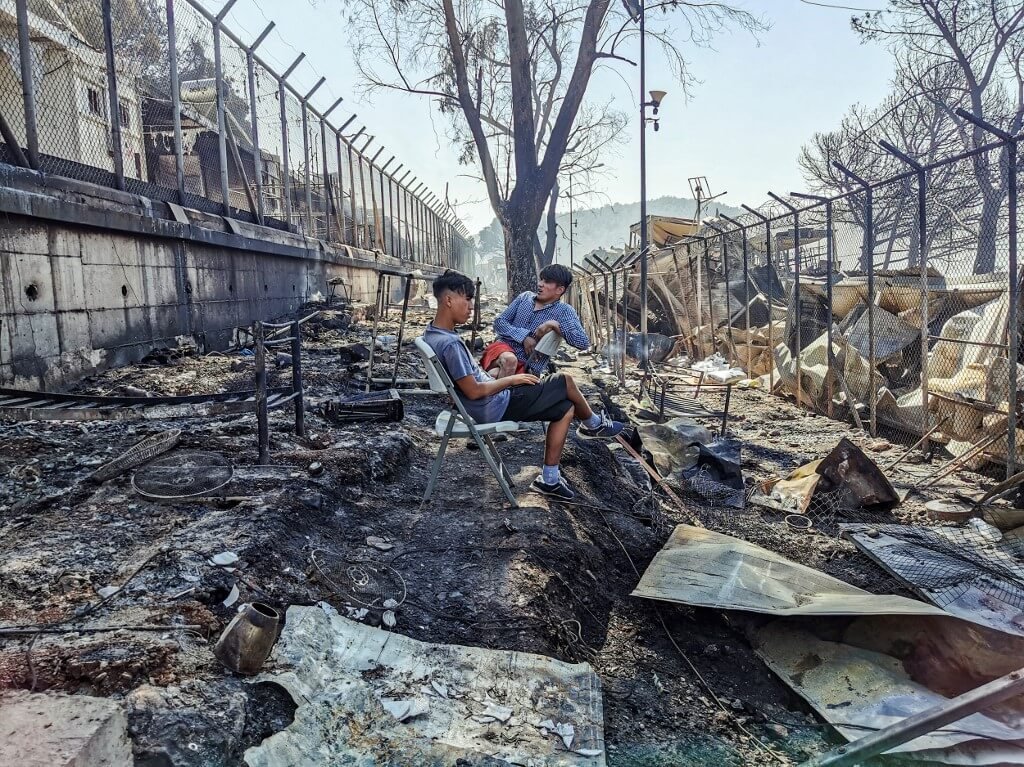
432, 269, 476, 299
539, 263, 572, 289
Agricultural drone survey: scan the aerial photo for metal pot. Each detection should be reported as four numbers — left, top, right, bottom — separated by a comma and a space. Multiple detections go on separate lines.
213, 602, 280, 675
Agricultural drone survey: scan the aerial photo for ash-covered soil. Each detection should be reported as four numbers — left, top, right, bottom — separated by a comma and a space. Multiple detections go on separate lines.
2, 300, 993, 766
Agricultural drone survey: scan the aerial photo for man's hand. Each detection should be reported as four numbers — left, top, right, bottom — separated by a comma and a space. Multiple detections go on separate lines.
523, 336, 537, 355
534, 320, 562, 338
507, 373, 539, 387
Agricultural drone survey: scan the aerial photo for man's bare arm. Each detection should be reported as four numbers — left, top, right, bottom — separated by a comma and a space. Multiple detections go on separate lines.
454, 373, 539, 400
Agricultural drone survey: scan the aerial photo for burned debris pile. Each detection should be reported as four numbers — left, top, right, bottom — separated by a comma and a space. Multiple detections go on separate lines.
2, 278, 1023, 767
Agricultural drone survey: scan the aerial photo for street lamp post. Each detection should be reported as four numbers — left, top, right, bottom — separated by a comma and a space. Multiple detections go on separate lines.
625, 0, 666, 369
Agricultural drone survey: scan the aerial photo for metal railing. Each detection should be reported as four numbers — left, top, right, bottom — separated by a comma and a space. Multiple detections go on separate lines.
572, 122, 1022, 478
0, 0, 471, 271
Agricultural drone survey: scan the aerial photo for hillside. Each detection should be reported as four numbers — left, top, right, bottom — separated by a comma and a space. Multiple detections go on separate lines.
473, 196, 744, 262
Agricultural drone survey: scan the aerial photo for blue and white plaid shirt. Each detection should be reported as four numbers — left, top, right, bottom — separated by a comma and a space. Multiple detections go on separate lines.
494, 291, 590, 374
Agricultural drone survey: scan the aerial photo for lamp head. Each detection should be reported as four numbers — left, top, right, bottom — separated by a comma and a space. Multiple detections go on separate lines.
649, 90, 666, 108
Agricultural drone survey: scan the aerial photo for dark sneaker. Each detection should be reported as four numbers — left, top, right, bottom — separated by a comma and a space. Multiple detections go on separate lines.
577, 413, 625, 440
530, 477, 576, 501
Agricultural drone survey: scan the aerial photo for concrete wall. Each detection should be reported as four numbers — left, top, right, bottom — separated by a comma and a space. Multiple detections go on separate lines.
0, 165, 430, 390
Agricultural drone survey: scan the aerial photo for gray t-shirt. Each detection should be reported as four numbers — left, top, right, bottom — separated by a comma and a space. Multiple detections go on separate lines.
423, 323, 510, 423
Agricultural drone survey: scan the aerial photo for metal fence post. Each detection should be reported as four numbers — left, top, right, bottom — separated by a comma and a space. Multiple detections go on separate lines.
380, 156, 394, 251
880, 140, 931, 455
347, 127, 364, 245
834, 162, 876, 435
300, 78, 325, 236
291, 319, 304, 436
743, 206, 774, 393
586, 257, 612, 368
254, 321, 270, 464
953, 110, 1020, 477
720, 214, 750, 370
793, 193, 835, 418
100, 0, 125, 189
279, 53, 305, 229
388, 164, 401, 254
15, 0, 39, 169
165, 0, 186, 201
212, 13, 232, 213
770, 193, 803, 410
706, 223, 734, 365
245, 22, 274, 224
319, 98, 342, 242
397, 169, 411, 257
702, 238, 716, 353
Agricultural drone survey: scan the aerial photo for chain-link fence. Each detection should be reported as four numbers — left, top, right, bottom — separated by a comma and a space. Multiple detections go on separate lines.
0, 0, 471, 270
574, 137, 1021, 480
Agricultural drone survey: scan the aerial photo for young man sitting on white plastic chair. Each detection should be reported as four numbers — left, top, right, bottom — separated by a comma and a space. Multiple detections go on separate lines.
423, 270, 624, 501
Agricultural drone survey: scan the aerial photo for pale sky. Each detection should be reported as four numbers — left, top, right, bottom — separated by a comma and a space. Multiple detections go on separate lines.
206, 0, 895, 235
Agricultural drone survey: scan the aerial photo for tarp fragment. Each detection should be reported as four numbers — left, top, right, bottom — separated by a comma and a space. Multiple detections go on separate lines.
245, 604, 605, 767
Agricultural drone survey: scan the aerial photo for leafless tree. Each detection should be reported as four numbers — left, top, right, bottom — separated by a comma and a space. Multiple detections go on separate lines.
800, 58, 967, 271
341, 0, 764, 296
851, 0, 1024, 273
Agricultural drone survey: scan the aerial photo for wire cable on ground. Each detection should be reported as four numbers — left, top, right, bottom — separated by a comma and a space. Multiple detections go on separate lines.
593, 506, 791, 764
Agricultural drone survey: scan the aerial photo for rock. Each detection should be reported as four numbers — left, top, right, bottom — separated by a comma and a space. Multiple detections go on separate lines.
366, 536, 394, 552
765, 723, 789, 739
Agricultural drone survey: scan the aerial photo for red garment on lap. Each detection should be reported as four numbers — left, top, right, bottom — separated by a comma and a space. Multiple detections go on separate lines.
481, 341, 525, 374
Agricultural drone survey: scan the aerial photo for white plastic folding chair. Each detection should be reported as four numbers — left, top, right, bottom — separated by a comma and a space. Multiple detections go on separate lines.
414, 337, 523, 507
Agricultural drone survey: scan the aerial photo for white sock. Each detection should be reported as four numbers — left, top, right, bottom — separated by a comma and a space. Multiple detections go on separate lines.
542, 464, 560, 485
584, 412, 602, 429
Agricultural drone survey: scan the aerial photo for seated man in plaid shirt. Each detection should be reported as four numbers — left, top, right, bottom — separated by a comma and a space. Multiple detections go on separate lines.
482, 264, 590, 378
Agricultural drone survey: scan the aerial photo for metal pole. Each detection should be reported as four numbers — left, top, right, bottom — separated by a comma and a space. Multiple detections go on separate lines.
291, 319, 304, 437
743, 205, 774, 393
586, 257, 612, 367
366, 272, 383, 392
212, 19, 232, 213
299, 80, 324, 235
703, 238, 715, 354
638, 0, 650, 369
792, 193, 835, 418
801, 666, 1024, 767
279, 53, 305, 229
392, 275, 413, 387
320, 117, 332, 240
300, 101, 311, 234
879, 140, 930, 454
379, 156, 392, 252
101, 0, 125, 189
954, 110, 1020, 478
834, 162, 876, 435
254, 321, 269, 464
769, 192, 803, 409
347, 130, 362, 245
721, 213, 750, 365
165, 0, 186, 201
15, 0, 39, 169
244, 22, 273, 223
389, 164, 403, 255
706, 222, 735, 366
335, 118, 355, 242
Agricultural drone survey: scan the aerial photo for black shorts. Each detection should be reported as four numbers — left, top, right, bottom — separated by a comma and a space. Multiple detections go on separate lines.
501, 373, 574, 423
